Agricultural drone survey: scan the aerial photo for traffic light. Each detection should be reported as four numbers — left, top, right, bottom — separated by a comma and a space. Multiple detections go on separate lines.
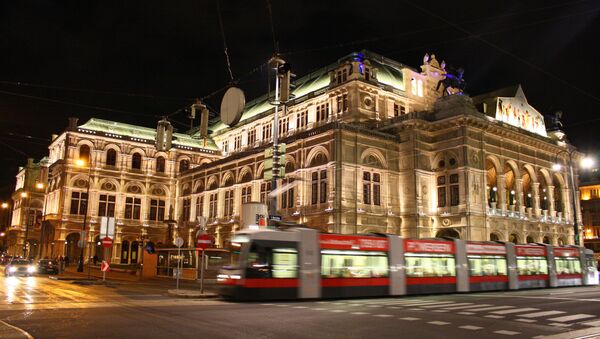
263, 143, 286, 181
145, 241, 156, 254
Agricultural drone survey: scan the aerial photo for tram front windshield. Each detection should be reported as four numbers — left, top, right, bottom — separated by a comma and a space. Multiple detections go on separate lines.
245, 241, 298, 279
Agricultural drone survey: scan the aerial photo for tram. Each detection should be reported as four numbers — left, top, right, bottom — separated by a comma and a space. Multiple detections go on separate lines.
217, 228, 599, 300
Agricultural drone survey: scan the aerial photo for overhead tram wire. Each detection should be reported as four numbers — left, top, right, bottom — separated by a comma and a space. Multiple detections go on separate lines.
280, 0, 596, 57
266, 0, 279, 53
216, 0, 235, 82
403, 0, 600, 106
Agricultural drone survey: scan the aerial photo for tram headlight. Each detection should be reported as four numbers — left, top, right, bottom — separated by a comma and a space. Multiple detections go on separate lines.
217, 274, 229, 281
9, 266, 17, 273
27, 266, 36, 273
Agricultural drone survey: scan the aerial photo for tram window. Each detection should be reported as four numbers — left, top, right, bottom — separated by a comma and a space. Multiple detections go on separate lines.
554, 258, 581, 275
321, 250, 388, 278
405, 254, 456, 277
468, 255, 507, 276
516, 257, 548, 275
246, 243, 298, 279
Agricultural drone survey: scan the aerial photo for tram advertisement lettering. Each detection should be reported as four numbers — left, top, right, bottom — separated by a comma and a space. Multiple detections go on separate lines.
466, 243, 506, 255
553, 248, 579, 257
319, 234, 388, 251
405, 240, 454, 253
515, 246, 546, 256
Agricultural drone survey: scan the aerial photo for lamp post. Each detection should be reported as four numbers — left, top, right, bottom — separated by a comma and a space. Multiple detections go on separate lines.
21, 192, 31, 258
36, 182, 47, 259
76, 159, 92, 273
552, 150, 594, 246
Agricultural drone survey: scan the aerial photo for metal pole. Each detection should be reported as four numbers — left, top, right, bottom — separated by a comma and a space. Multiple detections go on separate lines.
269, 62, 280, 219
102, 248, 108, 282
39, 186, 49, 259
22, 195, 30, 257
176, 245, 181, 290
200, 250, 205, 295
568, 152, 580, 246
78, 165, 92, 272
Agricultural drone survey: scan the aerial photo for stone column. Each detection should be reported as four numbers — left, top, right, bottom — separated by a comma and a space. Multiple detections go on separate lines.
497, 174, 506, 211
515, 178, 524, 213
532, 182, 541, 217
547, 185, 555, 217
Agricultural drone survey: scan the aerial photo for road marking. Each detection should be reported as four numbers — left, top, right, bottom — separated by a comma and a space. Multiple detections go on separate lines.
484, 315, 504, 319
408, 308, 423, 311
516, 319, 537, 323
548, 323, 572, 327
351, 312, 369, 315
547, 314, 595, 322
260, 303, 275, 306
491, 307, 539, 315
458, 312, 475, 315
494, 330, 520, 336
400, 317, 420, 321
583, 319, 600, 327
428, 321, 450, 326
367, 305, 382, 308
374, 314, 393, 318
0, 319, 33, 339
520, 310, 565, 318
388, 306, 400, 309
292, 306, 308, 309
467, 305, 514, 312
275, 304, 289, 307
459, 325, 483, 330
312, 308, 326, 311
394, 301, 452, 307
433, 310, 449, 313
444, 304, 491, 310
421, 302, 472, 309
330, 309, 347, 313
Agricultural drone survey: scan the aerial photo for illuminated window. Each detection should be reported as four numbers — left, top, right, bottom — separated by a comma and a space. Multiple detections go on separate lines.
98, 194, 115, 217
417, 79, 424, 97
516, 257, 548, 275
411, 78, 417, 95
79, 145, 90, 163
124, 197, 141, 220
468, 256, 507, 276
321, 250, 388, 278
555, 257, 581, 274
405, 254, 456, 277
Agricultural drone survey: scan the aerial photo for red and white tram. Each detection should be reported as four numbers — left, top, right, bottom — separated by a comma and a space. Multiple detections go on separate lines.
217, 228, 598, 300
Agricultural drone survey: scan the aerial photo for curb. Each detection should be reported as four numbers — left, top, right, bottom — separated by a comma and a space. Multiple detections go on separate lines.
167, 289, 219, 299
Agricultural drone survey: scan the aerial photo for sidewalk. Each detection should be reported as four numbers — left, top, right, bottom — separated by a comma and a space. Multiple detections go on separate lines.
51, 265, 219, 293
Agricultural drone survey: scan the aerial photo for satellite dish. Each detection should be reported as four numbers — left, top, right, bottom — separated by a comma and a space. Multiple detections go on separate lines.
220, 86, 245, 126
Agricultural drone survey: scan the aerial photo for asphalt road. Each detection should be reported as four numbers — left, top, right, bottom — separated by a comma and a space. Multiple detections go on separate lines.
1, 275, 600, 338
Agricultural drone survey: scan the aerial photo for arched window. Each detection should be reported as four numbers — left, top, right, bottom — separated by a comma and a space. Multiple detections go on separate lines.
522, 170, 532, 208
130, 241, 139, 264
542, 236, 550, 244
435, 228, 460, 239
504, 164, 517, 207
486, 158, 498, 207
553, 174, 563, 213
179, 159, 190, 172
106, 149, 117, 167
132, 153, 142, 170
79, 145, 90, 163
509, 233, 519, 244
121, 240, 130, 264
490, 233, 500, 241
539, 172, 549, 211
526, 236, 535, 243
156, 156, 165, 173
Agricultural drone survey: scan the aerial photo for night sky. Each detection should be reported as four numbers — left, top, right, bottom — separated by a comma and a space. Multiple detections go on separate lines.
1, 0, 599, 200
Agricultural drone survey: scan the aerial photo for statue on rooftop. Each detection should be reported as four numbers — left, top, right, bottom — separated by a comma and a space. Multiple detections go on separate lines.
546, 110, 564, 130
436, 66, 466, 96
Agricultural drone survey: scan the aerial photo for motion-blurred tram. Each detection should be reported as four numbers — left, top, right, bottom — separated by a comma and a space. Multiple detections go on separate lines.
217, 228, 599, 300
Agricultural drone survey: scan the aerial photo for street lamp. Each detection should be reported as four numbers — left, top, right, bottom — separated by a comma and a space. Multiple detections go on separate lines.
75, 158, 92, 273
553, 149, 594, 246
36, 181, 48, 259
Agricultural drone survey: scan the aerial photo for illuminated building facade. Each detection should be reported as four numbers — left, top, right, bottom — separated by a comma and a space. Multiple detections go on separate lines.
581, 171, 600, 260
7, 50, 584, 262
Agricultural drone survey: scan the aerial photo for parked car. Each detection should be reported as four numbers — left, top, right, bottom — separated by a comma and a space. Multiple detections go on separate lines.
4, 259, 35, 277
1, 256, 18, 266
37, 259, 59, 274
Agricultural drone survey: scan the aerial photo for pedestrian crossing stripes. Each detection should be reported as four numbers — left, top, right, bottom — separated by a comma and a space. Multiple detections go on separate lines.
547, 314, 595, 322
491, 307, 538, 315
519, 310, 566, 318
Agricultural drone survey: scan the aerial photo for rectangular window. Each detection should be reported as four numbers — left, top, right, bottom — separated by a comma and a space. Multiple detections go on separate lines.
224, 190, 234, 217
320, 170, 328, 204
278, 117, 289, 136
296, 111, 308, 129
209, 193, 218, 219
182, 198, 191, 221
247, 128, 256, 145
405, 254, 456, 277
468, 256, 507, 276
242, 186, 252, 204
70, 192, 88, 215
516, 257, 549, 275
555, 257, 582, 275
262, 123, 272, 141
342, 93, 348, 112
234, 135, 242, 150
393, 103, 406, 117
150, 199, 166, 221
124, 197, 141, 220
363, 172, 371, 205
373, 173, 381, 206
195, 196, 203, 217
246, 243, 298, 279
450, 173, 459, 206
222, 140, 228, 153
316, 103, 329, 122
260, 182, 271, 204
437, 175, 446, 208
98, 194, 116, 217
321, 250, 389, 278
281, 178, 294, 209
311, 172, 318, 205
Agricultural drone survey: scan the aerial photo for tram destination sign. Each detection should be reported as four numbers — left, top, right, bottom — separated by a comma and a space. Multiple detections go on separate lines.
515, 246, 547, 256
553, 248, 579, 257
405, 240, 454, 254
466, 243, 506, 255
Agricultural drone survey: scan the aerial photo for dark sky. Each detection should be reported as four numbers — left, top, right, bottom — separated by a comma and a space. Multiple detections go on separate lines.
1, 0, 599, 200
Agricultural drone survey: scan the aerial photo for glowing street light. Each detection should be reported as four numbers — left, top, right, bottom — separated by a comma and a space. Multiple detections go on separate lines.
36, 182, 44, 190
20, 192, 28, 198
75, 159, 86, 167
1, 202, 8, 209
581, 157, 594, 169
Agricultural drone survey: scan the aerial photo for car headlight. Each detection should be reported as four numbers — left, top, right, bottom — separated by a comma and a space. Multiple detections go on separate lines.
27, 266, 36, 273
9, 267, 17, 273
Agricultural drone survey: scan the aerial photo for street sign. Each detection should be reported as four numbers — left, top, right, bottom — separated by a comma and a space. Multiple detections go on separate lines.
269, 215, 282, 221
174, 237, 184, 248
197, 216, 207, 228
101, 236, 113, 248
100, 217, 116, 239
101, 261, 110, 272
196, 234, 213, 250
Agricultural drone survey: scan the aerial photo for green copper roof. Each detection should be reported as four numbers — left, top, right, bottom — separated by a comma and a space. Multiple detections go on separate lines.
209, 50, 407, 135
77, 118, 218, 150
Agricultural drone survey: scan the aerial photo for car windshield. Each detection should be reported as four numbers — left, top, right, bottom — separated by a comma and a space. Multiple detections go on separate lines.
10, 260, 31, 265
